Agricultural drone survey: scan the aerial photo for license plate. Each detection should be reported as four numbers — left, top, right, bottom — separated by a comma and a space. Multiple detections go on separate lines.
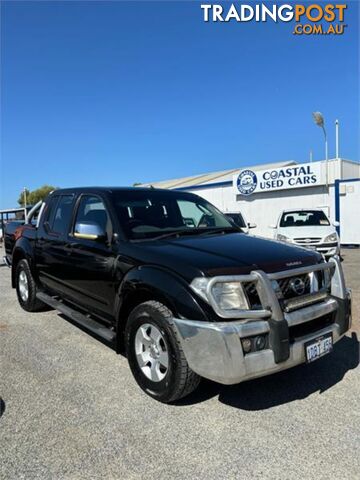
305, 245, 317, 250
305, 333, 333, 363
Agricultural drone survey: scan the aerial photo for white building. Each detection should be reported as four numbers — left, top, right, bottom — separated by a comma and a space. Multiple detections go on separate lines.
141, 158, 360, 244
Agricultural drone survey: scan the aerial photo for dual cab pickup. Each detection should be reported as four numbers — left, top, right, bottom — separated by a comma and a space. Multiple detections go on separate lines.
4, 187, 351, 402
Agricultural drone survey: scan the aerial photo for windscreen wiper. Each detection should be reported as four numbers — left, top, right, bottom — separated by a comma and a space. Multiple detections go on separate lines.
133, 226, 241, 242
152, 226, 241, 241
198, 227, 242, 236
150, 229, 204, 241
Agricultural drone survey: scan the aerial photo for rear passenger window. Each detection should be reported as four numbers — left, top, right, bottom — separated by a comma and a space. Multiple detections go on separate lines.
45, 196, 60, 230
46, 195, 74, 234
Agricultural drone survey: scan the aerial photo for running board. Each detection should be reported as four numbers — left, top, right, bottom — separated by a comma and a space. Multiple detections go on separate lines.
36, 292, 115, 343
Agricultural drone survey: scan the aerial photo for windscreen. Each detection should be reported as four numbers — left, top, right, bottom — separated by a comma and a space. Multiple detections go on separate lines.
226, 213, 246, 228
112, 190, 233, 240
280, 210, 330, 227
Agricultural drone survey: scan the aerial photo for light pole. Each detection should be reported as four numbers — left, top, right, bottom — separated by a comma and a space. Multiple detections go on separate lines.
312, 111, 328, 187
335, 119, 340, 159
23, 187, 27, 222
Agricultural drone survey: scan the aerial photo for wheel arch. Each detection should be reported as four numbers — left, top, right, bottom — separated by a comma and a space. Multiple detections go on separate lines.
114, 266, 209, 353
11, 240, 36, 288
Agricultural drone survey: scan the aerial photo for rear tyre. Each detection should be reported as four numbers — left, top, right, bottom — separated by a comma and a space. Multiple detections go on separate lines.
125, 301, 200, 403
15, 259, 46, 312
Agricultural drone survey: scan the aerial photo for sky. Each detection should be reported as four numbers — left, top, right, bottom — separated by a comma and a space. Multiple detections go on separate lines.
1, 1, 359, 208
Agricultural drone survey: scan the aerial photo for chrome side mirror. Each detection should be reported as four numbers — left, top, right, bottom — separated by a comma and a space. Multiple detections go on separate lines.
74, 221, 106, 241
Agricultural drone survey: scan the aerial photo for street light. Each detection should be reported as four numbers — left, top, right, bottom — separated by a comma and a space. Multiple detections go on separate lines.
23, 187, 28, 222
312, 111, 328, 187
335, 119, 339, 159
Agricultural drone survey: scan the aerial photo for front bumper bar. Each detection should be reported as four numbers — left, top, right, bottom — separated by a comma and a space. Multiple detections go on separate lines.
293, 242, 339, 257
172, 257, 351, 385
172, 298, 349, 385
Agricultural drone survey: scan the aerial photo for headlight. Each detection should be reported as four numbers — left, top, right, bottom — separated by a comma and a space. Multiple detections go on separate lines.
277, 234, 291, 243
212, 282, 249, 310
324, 233, 338, 243
190, 278, 249, 311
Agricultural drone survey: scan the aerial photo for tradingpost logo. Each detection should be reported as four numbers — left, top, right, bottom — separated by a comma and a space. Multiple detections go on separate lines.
200, 2, 348, 35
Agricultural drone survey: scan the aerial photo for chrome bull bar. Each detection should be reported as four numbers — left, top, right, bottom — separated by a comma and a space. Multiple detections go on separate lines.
172, 257, 348, 385
205, 257, 342, 320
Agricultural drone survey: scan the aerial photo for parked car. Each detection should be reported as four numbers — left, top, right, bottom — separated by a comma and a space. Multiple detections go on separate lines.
224, 211, 256, 233
270, 209, 340, 258
4, 188, 351, 403
2, 221, 25, 254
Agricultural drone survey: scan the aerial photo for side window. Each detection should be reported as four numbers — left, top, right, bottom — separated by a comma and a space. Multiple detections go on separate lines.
45, 195, 74, 234
45, 196, 60, 230
74, 195, 110, 236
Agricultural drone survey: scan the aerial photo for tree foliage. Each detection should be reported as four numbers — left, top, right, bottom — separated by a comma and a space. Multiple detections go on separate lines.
18, 185, 58, 206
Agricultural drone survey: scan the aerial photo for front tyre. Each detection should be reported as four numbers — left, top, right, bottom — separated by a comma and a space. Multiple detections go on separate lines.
15, 259, 46, 312
125, 301, 200, 403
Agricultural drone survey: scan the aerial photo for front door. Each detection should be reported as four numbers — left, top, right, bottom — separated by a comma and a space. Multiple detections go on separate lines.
63, 194, 117, 320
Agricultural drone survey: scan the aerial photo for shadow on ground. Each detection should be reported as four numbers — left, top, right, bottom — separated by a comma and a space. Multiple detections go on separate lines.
0, 398, 6, 418
56, 310, 359, 410
177, 332, 359, 410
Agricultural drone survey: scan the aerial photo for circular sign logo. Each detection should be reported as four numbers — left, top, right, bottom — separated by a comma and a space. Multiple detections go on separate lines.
236, 170, 257, 195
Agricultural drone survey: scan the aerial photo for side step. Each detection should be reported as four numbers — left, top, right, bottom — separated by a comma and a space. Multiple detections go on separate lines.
3, 255, 11, 267
36, 292, 115, 343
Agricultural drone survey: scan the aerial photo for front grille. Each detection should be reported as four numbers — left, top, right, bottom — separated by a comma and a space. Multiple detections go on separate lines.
294, 237, 321, 244
244, 268, 332, 312
243, 282, 262, 310
277, 274, 311, 299
288, 313, 335, 342
243, 264, 331, 312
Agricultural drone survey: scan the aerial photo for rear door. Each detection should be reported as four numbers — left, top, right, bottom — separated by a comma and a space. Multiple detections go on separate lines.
36, 193, 76, 294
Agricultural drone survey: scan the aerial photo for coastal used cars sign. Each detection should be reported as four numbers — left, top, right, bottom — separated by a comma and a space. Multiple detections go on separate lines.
234, 162, 324, 196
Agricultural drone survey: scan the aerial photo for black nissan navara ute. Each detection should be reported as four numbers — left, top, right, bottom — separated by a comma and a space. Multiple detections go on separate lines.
4, 187, 352, 402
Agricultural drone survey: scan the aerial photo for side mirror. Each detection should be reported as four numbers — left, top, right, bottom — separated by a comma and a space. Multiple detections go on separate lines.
74, 221, 106, 241
333, 221, 340, 227
248, 222, 257, 229
269, 224, 276, 229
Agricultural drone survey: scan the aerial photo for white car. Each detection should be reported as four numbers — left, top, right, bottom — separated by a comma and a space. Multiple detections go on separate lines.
270, 209, 340, 258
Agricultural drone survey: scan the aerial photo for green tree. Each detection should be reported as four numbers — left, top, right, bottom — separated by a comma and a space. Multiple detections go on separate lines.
18, 185, 57, 206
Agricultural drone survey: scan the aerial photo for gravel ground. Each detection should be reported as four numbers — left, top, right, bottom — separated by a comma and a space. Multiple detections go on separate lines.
0, 247, 359, 480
